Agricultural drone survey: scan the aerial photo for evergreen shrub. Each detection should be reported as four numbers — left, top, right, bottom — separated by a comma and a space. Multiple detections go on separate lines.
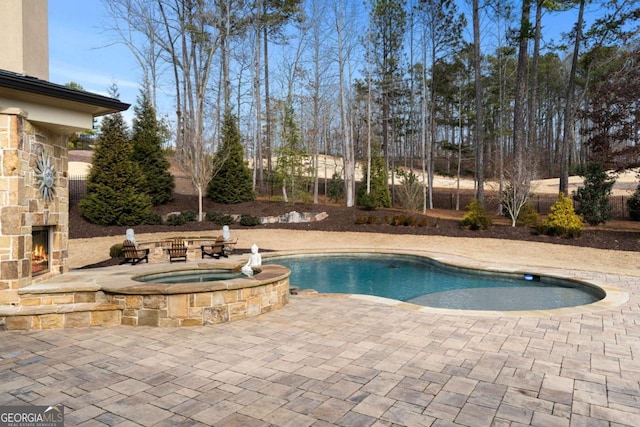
357, 193, 379, 210
208, 110, 255, 203
327, 172, 344, 203
516, 203, 539, 227
461, 199, 492, 230
239, 214, 260, 226
391, 215, 404, 226
130, 90, 174, 205
181, 210, 197, 222
627, 184, 640, 221
355, 216, 367, 225
536, 193, 583, 238
165, 213, 187, 226
356, 143, 391, 210
573, 162, 615, 225
145, 213, 163, 225
205, 211, 235, 225
110, 244, 123, 258
79, 96, 152, 226
405, 216, 417, 226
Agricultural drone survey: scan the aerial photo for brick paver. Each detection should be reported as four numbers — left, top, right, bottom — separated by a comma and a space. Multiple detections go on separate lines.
2, 264, 640, 426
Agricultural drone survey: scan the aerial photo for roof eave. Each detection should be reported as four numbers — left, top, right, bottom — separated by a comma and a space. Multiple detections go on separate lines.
0, 70, 130, 116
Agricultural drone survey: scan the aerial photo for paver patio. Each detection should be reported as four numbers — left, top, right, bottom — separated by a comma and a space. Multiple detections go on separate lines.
2, 230, 640, 426
2, 268, 640, 426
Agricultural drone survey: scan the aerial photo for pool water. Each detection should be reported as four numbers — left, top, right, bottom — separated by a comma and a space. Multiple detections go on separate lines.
265, 254, 603, 311
135, 270, 244, 284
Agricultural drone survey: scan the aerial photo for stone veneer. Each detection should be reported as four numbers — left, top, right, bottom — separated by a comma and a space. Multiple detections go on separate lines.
0, 264, 290, 329
0, 109, 68, 306
109, 275, 290, 327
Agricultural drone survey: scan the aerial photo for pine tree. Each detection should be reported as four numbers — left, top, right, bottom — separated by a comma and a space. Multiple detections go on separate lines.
131, 90, 174, 205
573, 162, 615, 226
627, 183, 640, 221
207, 110, 255, 204
79, 102, 152, 226
357, 142, 391, 209
273, 103, 312, 203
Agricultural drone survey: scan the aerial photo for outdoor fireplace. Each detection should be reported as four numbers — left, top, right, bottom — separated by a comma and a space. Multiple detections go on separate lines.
32, 226, 51, 276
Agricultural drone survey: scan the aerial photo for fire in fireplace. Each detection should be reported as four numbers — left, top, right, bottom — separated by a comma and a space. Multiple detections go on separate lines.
32, 226, 50, 276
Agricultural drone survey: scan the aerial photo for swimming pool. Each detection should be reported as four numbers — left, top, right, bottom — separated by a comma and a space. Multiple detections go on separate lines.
264, 253, 604, 311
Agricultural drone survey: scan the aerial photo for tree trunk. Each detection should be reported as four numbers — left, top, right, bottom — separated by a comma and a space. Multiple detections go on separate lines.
263, 15, 272, 175
513, 0, 530, 165
560, 0, 585, 195
336, 0, 355, 207
221, 0, 231, 110
473, 0, 485, 206
254, 3, 263, 190
527, 1, 542, 151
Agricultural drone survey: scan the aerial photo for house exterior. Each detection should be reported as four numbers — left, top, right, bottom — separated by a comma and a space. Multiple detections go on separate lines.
0, 0, 130, 306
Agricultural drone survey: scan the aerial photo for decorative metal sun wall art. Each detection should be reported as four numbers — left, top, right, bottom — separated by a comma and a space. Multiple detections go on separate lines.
34, 152, 55, 203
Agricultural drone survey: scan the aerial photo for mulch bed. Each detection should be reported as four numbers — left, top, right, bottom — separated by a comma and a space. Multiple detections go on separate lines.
70, 193, 640, 253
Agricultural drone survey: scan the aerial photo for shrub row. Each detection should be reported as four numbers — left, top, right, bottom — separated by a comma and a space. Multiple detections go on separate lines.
355, 215, 430, 227
136, 210, 261, 227
459, 196, 583, 238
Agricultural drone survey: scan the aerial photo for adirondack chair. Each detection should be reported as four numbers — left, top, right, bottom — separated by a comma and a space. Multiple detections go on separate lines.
201, 237, 225, 259
167, 238, 188, 263
120, 239, 149, 265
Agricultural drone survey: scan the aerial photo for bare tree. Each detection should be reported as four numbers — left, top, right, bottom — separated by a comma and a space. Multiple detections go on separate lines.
512, 0, 531, 189
104, 0, 225, 221
527, 1, 543, 152
473, 0, 485, 206
502, 153, 539, 227
334, 0, 356, 207
560, 0, 584, 195
253, 0, 264, 189
415, 0, 465, 210
102, 0, 164, 109
156, 0, 221, 221
310, 0, 323, 204
486, 0, 513, 214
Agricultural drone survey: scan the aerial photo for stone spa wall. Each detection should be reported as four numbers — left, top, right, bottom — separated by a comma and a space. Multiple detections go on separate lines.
101, 265, 291, 327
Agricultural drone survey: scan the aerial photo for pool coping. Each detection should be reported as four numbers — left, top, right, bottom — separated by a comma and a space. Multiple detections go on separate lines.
262, 248, 630, 317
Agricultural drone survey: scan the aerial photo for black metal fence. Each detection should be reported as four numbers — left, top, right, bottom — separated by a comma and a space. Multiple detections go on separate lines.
427, 192, 631, 218
69, 176, 87, 205
68, 175, 634, 219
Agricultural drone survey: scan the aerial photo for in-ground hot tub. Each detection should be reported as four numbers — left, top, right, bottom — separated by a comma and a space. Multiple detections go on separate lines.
134, 269, 245, 284
95, 264, 290, 327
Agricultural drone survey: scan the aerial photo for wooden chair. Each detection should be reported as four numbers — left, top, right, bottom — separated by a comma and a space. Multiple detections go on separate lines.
167, 238, 188, 263
120, 240, 149, 265
201, 237, 225, 259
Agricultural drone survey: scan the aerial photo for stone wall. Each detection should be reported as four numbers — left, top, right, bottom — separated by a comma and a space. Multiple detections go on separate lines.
109, 278, 290, 327
0, 109, 69, 306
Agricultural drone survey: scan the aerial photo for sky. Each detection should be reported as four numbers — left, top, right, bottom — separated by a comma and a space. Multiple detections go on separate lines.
48, 0, 142, 122
47, 0, 601, 125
